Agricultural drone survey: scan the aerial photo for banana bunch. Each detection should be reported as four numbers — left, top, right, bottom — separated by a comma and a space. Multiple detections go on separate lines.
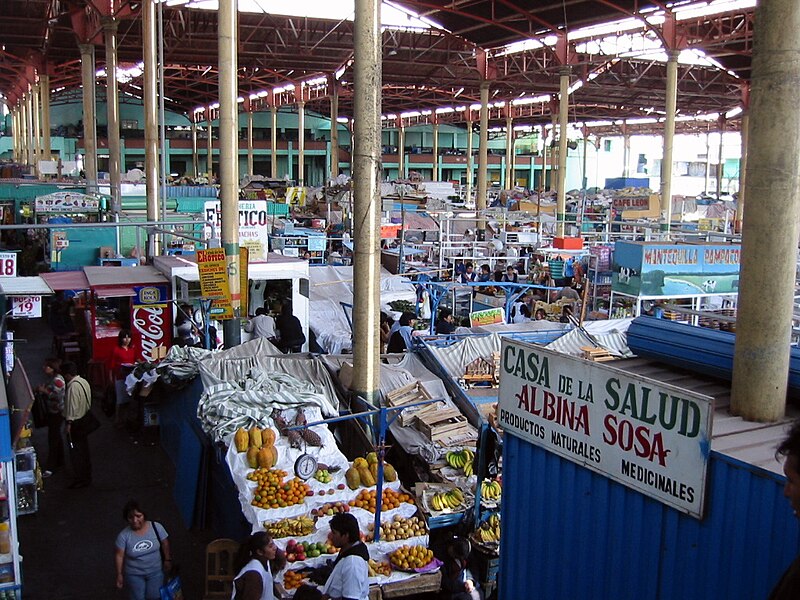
430, 487, 464, 512
481, 479, 502, 502
477, 514, 501, 543
263, 515, 316, 538
445, 449, 475, 475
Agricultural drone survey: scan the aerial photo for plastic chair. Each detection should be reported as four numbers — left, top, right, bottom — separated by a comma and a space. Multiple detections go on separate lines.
205, 538, 240, 599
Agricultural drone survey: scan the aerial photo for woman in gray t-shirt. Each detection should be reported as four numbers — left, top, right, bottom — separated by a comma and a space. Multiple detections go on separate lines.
115, 500, 171, 600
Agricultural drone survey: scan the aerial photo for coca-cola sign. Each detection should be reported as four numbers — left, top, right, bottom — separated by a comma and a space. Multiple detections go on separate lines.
132, 286, 172, 362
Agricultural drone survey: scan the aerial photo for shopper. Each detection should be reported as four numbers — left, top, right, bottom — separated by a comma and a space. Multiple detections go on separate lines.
440, 537, 483, 600
321, 513, 369, 600
435, 308, 457, 335
477, 264, 492, 283
35, 357, 65, 477
244, 307, 278, 343
275, 304, 306, 353
501, 265, 518, 283
387, 312, 417, 353
109, 329, 135, 428
62, 361, 93, 489
770, 421, 800, 599
459, 262, 477, 284
232, 531, 285, 600
379, 312, 393, 353
115, 500, 171, 600
534, 308, 547, 321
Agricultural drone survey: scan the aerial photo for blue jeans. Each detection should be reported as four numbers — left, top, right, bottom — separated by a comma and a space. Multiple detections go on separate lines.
126, 570, 163, 600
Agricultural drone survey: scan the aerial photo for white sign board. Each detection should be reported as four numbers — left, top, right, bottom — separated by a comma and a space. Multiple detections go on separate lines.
0, 253, 17, 277
35, 192, 100, 213
497, 340, 713, 518
11, 296, 42, 318
204, 200, 270, 262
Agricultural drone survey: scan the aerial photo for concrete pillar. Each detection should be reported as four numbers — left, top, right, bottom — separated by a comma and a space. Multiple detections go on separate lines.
219, 0, 240, 346
477, 81, 489, 236
622, 122, 630, 178
25, 94, 34, 167
297, 99, 305, 185
351, 0, 382, 403
104, 18, 122, 215
271, 106, 278, 178
432, 121, 439, 181
465, 121, 474, 207
550, 108, 558, 192
505, 113, 514, 189
539, 125, 546, 194
705, 130, 712, 193
10, 109, 17, 163
397, 124, 405, 178
736, 113, 749, 229
556, 68, 570, 238
716, 118, 725, 198
20, 98, 28, 165
330, 87, 339, 179
660, 49, 679, 234
32, 83, 41, 174
79, 44, 98, 192
143, 0, 159, 246
731, 0, 800, 421
246, 109, 254, 177
206, 115, 213, 179
191, 121, 198, 178
41, 74, 51, 162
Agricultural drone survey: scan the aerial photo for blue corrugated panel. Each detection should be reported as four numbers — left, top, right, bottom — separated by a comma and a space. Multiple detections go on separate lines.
166, 185, 218, 198
499, 434, 800, 600
627, 316, 800, 392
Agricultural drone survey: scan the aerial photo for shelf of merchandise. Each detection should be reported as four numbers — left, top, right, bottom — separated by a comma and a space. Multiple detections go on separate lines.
587, 253, 613, 312
269, 233, 326, 265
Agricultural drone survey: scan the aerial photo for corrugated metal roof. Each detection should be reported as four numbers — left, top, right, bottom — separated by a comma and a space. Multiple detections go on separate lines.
0, 276, 53, 296
84, 265, 168, 287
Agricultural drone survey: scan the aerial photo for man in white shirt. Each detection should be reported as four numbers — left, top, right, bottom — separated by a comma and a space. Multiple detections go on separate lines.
322, 513, 369, 600
244, 307, 278, 342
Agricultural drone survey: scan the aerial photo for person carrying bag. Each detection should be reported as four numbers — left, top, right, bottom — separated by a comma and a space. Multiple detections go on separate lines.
62, 361, 96, 489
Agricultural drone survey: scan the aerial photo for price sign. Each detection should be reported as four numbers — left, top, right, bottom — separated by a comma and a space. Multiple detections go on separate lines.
11, 295, 42, 318
0, 253, 17, 277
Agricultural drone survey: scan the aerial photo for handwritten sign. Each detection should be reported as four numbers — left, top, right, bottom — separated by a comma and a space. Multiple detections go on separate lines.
11, 296, 41, 318
497, 340, 712, 518
197, 248, 233, 319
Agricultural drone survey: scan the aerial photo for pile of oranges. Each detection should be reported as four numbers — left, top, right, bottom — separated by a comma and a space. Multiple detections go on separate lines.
247, 468, 311, 509
282, 570, 307, 590
351, 488, 415, 513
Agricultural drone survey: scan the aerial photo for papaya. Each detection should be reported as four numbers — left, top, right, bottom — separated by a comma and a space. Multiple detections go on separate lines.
384, 463, 398, 482
257, 446, 277, 469
369, 463, 378, 480
261, 428, 277, 447
249, 427, 263, 448
353, 457, 368, 469
366, 452, 378, 465
358, 466, 375, 487
345, 467, 361, 490
246, 447, 259, 469
234, 428, 249, 452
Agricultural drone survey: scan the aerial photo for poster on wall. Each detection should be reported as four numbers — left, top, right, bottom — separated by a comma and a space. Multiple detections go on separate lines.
612, 241, 741, 296
497, 340, 713, 518
204, 200, 271, 262
131, 285, 172, 362
197, 248, 234, 319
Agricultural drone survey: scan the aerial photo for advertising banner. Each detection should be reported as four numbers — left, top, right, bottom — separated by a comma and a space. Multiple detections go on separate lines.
204, 200, 271, 261
497, 340, 712, 518
35, 192, 100, 213
197, 248, 233, 319
470, 307, 505, 327
131, 285, 172, 362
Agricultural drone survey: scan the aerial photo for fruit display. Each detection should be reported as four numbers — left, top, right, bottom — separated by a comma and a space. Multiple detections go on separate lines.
445, 448, 475, 476
366, 515, 426, 542
311, 501, 351, 517
246, 468, 311, 509
476, 514, 501, 543
235, 426, 279, 469
389, 545, 435, 571
344, 453, 398, 490
273, 409, 323, 448
351, 488, 415, 513
481, 479, 502, 502
263, 515, 316, 538
282, 570, 308, 590
286, 539, 336, 562
430, 488, 464, 512
313, 468, 333, 483
367, 559, 392, 577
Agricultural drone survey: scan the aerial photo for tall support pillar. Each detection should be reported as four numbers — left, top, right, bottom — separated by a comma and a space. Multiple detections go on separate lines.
539, 125, 546, 194
736, 112, 749, 230
26, 94, 34, 166
432, 121, 439, 181
20, 98, 28, 165
397, 122, 405, 179
246, 108, 254, 177
465, 121, 474, 208
660, 49, 679, 234
731, 0, 800, 421
330, 85, 339, 179
191, 121, 198, 178
351, 0, 382, 404
622, 121, 630, 178
477, 81, 489, 237
297, 98, 305, 185
32, 84, 41, 174
219, 0, 240, 346
716, 117, 726, 198
556, 68, 570, 238
206, 114, 213, 180
271, 106, 278, 178
41, 74, 51, 162
104, 18, 122, 215
505, 111, 514, 189
705, 129, 712, 193
10, 109, 18, 163
79, 44, 98, 192
143, 0, 159, 254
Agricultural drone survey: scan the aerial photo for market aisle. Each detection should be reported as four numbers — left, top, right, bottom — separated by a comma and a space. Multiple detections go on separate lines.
12, 317, 213, 600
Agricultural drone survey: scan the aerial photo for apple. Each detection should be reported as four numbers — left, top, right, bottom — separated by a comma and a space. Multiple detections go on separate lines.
343, 504, 350, 512
337, 483, 346, 490
287, 553, 296, 562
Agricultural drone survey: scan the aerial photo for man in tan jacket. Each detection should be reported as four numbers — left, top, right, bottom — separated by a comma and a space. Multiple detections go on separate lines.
62, 361, 92, 489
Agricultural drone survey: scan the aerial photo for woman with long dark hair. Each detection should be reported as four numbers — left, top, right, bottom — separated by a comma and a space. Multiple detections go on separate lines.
109, 329, 135, 427
232, 531, 285, 600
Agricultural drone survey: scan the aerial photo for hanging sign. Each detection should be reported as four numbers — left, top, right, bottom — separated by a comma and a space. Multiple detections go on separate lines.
131, 285, 172, 362
197, 248, 233, 319
470, 307, 505, 327
10, 296, 42, 318
497, 340, 712, 518
203, 200, 271, 261
35, 192, 99, 213
0, 253, 17, 277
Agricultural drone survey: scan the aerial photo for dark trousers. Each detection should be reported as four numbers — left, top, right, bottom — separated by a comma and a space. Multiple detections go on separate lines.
45, 412, 64, 471
68, 431, 92, 484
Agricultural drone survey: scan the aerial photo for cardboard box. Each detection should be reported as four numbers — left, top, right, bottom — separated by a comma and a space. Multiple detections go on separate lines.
553, 236, 584, 249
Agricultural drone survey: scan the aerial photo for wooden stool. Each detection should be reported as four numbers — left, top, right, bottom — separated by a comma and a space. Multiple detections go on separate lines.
205, 538, 240, 599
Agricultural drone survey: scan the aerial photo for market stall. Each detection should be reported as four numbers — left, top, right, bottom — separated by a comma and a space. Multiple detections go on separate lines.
0, 277, 54, 321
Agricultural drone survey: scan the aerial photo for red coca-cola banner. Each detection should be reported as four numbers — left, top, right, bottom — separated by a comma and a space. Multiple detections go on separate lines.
131, 286, 172, 362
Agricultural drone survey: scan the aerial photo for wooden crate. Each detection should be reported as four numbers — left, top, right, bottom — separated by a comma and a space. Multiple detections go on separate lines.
416, 407, 471, 443
580, 346, 615, 362
381, 571, 442, 598
386, 382, 436, 426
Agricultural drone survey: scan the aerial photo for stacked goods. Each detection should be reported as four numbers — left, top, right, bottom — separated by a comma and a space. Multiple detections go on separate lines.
352, 488, 415, 513
246, 468, 311, 509
286, 539, 336, 562
263, 515, 316, 538
283, 570, 308, 589
234, 426, 279, 469
476, 514, 501, 543
310, 501, 351, 517
445, 449, 475, 476
344, 453, 398, 490
430, 488, 464, 512
367, 559, 392, 577
481, 479, 502, 502
366, 515, 426, 542
389, 545, 435, 571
